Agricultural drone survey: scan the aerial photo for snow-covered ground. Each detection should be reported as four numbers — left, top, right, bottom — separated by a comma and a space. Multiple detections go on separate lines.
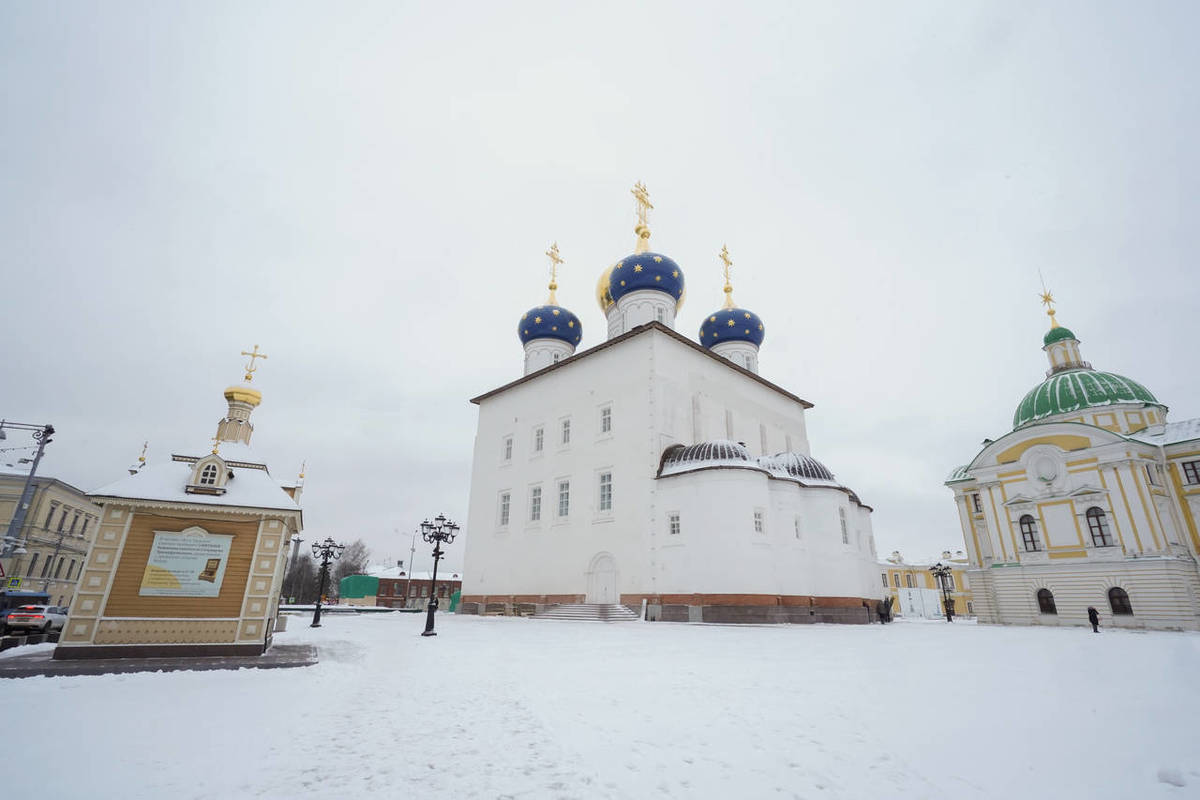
3, 614, 1199, 799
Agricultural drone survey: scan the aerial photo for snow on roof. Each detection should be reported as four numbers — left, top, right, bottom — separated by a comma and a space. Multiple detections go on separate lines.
366, 566, 461, 581
1129, 417, 1200, 447
91, 458, 298, 511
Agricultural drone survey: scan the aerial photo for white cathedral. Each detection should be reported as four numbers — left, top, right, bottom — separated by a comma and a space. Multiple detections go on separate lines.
459, 185, 883, 623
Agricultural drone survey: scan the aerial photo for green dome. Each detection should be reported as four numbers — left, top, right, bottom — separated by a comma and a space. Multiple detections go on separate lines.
1043, 326, 1077, 346
1013, 369, 1159, 428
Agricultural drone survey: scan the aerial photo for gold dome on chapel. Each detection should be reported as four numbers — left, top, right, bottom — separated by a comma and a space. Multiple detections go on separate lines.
224, 384, 262, 407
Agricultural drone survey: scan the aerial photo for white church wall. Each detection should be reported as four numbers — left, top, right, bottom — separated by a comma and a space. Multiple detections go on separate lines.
464, 336, 660, 599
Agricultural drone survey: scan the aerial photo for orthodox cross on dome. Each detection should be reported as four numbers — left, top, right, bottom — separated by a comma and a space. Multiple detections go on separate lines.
631, 181, 653, 254
138, 440, 148, 465
545, 242, 564, 304
719, 244, 736, 309
240, 344, 269, 382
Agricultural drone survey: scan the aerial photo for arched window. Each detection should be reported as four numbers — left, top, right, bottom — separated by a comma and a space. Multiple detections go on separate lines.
200, 464, 219, 486
1019, 515, 1040, 551
1036, 588, 1057, 614
1086, 507, 1113, 547
1108, 587, 1133, 615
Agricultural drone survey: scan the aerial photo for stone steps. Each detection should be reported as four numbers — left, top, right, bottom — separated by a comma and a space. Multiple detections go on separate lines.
533, 603, 640, 622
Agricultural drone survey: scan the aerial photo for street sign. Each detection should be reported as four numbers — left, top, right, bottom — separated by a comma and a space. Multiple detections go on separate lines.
4, 577, 20, 589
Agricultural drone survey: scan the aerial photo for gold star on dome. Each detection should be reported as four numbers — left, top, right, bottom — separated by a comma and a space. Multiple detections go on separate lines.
758, 324, 763, 330
744, 329, 750, 334
534, 316, 542, 323
552, 309, 560, 316
727, 319, 735, 327
634, 264, 643, 272
615, 263, 623, 270
522, 314, 527, 321
672, 270, 679, 278
568, 320, 574, 327
744, 312, 751, 319
620, 280, 626, 286
655, 275, 661, 281
653, 256, 663, 263
524, 329, 529, 335
710, 316, 716, 322
552, 326, 557, 331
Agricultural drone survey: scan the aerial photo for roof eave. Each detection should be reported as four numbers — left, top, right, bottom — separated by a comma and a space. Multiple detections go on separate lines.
470, 322, 813, 409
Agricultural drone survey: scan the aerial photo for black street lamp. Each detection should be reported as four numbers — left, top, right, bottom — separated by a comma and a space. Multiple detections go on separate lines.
310, 537, 346, 628
1, 421, 54, 558
419, 513, 459, 637
929, 562, 955, 622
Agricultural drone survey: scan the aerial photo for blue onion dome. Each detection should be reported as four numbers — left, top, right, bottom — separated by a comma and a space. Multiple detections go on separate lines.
699, 307, 765, 349
518, 304, 582, 346
608, 252, 685, 308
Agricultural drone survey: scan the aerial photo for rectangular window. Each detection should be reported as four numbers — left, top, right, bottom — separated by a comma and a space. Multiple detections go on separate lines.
27, 553, 39, 578
499, 492, 510, 527
57, 509, 68, 532
971, 493, 982, 513
794, 517, 801, 539
753, 510, 764, 534
410, 586, 418, 597
598, 472, 613, 512
69, 514, 79, 534
561, 419, 571, 446
66, 559, 75, 580
892, 573, 900, 587
530, 486, 542, 522
880, 573, 888, 588
54, 558, 64, 579
839, 508, 848, 544
669, 512, 681, 536
600, 406, 612, 435
558, 480, 570, 517
534, 426, 544, 453
44, 504, 58, 529
967, 601, 974, 614
79, 518, 89, 537
946, 574, 956, 590
655, 307, 665, 323
502, 436, 513, 461
41, 556, 51, 578
905, 574, 914, 588
1184, 461, 1200, 485
1146, 464, 1161, 486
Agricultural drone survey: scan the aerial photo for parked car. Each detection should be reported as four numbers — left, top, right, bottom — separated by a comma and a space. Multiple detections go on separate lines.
3, 605, 68, 635
0, 590, 51, 633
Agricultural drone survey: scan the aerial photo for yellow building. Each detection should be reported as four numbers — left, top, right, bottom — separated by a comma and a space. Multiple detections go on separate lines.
947, 294, 1200, 631
56, 348, 304, 659
0, 469, 100, 607
879, 551, 974, 618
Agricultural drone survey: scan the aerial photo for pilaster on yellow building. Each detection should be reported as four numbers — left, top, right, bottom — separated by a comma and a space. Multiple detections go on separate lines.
878, 551, 975, 618
947, 292, 1200, 631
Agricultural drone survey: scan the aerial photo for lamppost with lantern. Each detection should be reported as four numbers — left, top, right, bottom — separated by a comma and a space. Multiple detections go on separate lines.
929, 562, 955, 622
310, 537, 345, 628
0, 421, 55, 559
419, 514, 459, 637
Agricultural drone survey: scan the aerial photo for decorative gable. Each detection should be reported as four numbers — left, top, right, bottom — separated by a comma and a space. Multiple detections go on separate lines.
187, 454, 230, 496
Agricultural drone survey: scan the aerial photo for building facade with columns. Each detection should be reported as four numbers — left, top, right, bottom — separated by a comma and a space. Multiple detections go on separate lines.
461, 186, 883, 624
947, 297, 1200, 631
55, 350, 304, 658
0, 469, 99, 608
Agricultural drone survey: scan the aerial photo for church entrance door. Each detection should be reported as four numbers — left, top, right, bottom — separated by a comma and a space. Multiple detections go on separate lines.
586, 553, 617, 604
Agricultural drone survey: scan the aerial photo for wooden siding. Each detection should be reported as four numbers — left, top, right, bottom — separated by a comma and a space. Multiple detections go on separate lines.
103, 512, 260, 618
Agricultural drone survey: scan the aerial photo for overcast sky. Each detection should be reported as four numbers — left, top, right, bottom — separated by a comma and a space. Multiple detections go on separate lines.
2, 2, 1197, 571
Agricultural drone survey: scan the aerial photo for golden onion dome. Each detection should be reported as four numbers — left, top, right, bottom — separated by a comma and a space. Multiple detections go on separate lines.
596, 263, 616, 312
224, 384, 262, 407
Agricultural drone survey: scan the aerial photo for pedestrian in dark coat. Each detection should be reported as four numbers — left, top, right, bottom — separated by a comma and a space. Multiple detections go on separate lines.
1087, 606, 1100, 633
